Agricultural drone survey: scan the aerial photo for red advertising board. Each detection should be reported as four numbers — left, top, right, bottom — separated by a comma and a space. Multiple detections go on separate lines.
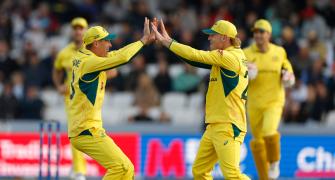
0, 132, 139, 177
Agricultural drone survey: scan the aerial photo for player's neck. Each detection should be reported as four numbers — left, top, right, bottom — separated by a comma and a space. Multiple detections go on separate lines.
74, 41, 83, 50
222, 41, 232, 50
257, 42, 269, 53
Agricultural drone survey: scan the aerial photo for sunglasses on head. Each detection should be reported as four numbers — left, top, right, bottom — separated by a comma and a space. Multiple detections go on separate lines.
253, 29, 266, 33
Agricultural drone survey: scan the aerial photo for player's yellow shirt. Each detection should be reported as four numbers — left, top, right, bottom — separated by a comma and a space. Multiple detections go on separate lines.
68, 41, 143, 137
169, 41, 248, 132
243, 43, 293, 108
54, 42, 80, 91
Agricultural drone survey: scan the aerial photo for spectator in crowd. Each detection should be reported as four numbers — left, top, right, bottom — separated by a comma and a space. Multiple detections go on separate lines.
11, 71, 24, 100
310, 80, 328, 122
173, 63, 201, 94
281, 26, 299, 59
23, 51, 47, 88
134, 73, 159, 110
154, 52, 172, 95
20, 41, 35, 65
18, 86, 44, 119
131, 73, 160, 122
102, 0, 127, 23
127, 0, 152, 31
125, 54, 147, 91
179, 30, 194, 45
237, 28, 249, 48
306, 58, 325, 85
41, 44, 58, 88
176, 3, 197, 33
300, 1, 328, 40
74, 0, 99, 22
306, 30, 327, 62
23, 22, 47, 56
211, 5, 234, 24
284, 79, 309, 123
29, 2, 59, 35
0, 11, 13, 47
107, 71, 125, 92
288, 13, 302, 38
193, 14, 210, 50
0, 40, 19, 79
0, 81, 18, 120
291, 44, 313, 81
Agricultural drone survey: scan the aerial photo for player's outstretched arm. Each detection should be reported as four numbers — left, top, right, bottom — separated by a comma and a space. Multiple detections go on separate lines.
83, 18, 155, 74
151, 19, 237, 71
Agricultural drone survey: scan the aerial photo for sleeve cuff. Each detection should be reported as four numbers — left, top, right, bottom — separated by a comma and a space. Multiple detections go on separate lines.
168, 39, 175, 49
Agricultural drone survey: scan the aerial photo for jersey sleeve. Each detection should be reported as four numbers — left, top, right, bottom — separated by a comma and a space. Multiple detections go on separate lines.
81, 41, 143, 74
169, 41, 240, 72
281, 48, 294, 73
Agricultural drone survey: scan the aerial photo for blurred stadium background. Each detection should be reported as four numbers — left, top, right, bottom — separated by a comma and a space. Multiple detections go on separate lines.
0, 0, 335, 179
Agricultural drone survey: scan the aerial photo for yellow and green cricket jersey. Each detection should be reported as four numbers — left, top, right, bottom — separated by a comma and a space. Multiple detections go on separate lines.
243, 43, 293, 109
54, 42, 80, 96
169, 41, 249, 132
68, 41, 143, 137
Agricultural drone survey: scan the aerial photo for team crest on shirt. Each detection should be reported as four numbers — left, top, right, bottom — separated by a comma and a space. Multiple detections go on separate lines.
73, 59, 81, 67
272, 56, 279, 61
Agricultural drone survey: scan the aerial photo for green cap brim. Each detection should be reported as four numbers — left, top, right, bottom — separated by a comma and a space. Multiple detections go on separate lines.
102, 34, 117, 41
202, 29, 218, 35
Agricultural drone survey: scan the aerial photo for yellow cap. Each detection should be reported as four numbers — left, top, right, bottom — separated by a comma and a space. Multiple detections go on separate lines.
83, 26, 117, 45
202, 20, 237, 38
71, 17, 88, 28
252, 19, 272, 33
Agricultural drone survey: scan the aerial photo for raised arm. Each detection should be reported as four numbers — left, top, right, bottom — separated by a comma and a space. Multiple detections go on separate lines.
169, 41, 239, 71
81, 17, 154, 74
151, 19, 239, 72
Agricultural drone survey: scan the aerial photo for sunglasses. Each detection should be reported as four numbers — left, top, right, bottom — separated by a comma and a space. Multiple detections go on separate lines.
253, 29, 266, 34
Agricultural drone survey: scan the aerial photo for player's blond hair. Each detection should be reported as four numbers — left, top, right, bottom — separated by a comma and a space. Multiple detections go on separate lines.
230, 37, 241, 48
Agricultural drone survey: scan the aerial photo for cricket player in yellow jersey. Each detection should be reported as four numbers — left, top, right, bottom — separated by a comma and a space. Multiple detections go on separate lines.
52, 17, 88, 180
69, 18, 153, 180
243, 19, 295, 180
152, 19, 250, 180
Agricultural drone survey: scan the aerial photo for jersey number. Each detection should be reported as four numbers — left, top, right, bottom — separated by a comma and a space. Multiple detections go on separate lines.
70, 70, 75, 100
241, 71, 248, 100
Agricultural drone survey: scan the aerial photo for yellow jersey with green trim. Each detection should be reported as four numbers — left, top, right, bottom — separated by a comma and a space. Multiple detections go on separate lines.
243, 43, 293, 108
54, 42, 79, 92
68, 41, 143, 137
169, 41, 248, 132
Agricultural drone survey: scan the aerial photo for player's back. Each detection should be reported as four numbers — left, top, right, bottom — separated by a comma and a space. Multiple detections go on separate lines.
205, 47, 248, 132
68, 48, 107, 137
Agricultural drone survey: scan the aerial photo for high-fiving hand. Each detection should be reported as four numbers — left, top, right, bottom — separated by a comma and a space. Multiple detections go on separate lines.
141, 17, 156, 45
151, 19, 173, 47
